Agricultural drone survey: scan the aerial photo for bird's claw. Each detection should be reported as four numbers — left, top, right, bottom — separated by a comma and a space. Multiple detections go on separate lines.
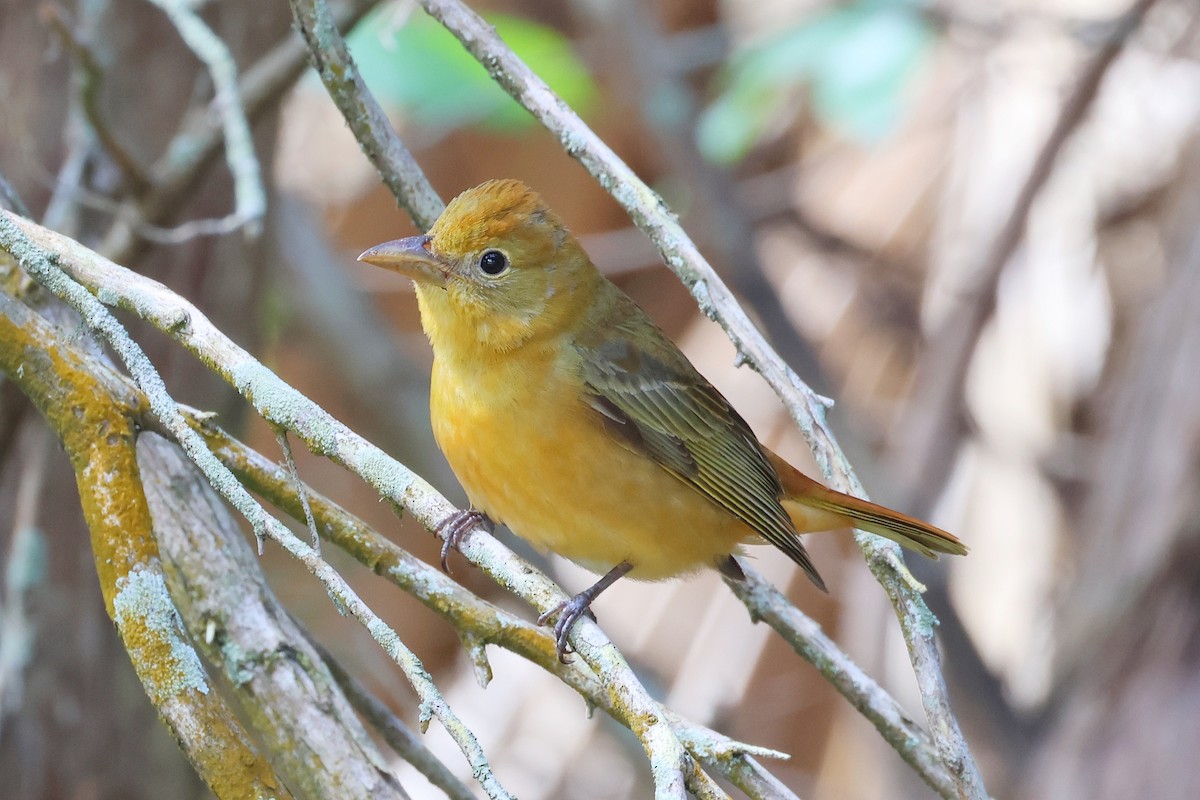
537, 595, 597, 663
434, 509, 493, 573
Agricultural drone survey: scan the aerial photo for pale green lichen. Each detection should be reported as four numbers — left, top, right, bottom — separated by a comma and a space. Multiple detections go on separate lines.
113, 567, 209, 702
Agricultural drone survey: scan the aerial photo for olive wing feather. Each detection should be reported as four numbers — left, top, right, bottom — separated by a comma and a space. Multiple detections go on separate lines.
573, 316, 826, 590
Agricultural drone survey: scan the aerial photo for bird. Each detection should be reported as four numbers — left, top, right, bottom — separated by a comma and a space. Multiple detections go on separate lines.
359, 179, 966, 661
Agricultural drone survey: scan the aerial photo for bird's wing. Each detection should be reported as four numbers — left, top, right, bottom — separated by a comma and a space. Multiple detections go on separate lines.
573, 309, 826, 589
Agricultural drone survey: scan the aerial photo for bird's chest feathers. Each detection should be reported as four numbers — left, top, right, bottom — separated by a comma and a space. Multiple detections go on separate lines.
430, 345, 582, 518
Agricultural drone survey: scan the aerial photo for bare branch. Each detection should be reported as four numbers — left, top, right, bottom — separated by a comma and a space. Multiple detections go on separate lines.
145, 0, 265, 237
42, 4, 150, 190
287, 0, 445, 228
274, 425, 321, 552
725, 567, 957, 797
0, 171, 30, 218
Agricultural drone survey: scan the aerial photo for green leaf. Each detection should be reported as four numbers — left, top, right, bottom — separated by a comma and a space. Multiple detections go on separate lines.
697, 0, 932, 163
347, 9, 597, 133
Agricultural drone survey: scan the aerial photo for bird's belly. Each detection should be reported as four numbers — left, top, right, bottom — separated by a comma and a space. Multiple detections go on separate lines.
431, 366, 749, 580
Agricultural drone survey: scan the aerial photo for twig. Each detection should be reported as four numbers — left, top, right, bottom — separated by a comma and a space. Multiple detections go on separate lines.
40, 179, 262, 244
724, 566, 957, 798
287, 0, 444, 229
313, 638, 478, 800
145, 0, 265, 238
41, 3, 150, 189
274, 425, 320, 552
0, 213, 513, 800
0, 172, 30, 218
409, 1, 986, 795
671, 718, 800, 800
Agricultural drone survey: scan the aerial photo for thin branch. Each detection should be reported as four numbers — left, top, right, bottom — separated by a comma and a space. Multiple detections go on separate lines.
274, 426, 320, 551
313, 639, 479, 800
725, 567, 957, 798
0, 213, 513, 800
145, 0, 265, 237
287, 0, 445, 229
0, 171, 30, 218
41, 3, 150, 189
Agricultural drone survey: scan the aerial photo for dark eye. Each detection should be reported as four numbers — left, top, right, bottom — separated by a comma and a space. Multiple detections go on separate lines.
479, 250, 508, 276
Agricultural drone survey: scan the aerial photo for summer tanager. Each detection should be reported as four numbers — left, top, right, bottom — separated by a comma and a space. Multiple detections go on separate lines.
360, 179, 966, 660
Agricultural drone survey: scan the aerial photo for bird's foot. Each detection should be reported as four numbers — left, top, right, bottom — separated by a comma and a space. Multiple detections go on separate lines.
434, 508, 493, 573
537, 595, 598, 663
536, 560, 634, 663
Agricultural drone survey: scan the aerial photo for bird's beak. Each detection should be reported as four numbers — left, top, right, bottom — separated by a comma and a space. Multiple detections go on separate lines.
357, 235, 447, 287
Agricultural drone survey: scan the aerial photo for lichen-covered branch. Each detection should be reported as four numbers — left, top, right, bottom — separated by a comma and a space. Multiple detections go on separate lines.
8, 205, 686, 798
0, 291, 291, 800
0, 213, 513, 800
139, 434, 412, 799
195, 414, 800, 793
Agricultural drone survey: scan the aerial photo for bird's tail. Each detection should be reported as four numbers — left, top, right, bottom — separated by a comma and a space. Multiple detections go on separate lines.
767, 452, 968, 559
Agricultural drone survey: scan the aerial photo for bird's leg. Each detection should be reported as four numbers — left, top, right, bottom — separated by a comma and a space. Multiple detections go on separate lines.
716, 554, 746, 580
537, 560, 634, 662
434, 508, 494, 573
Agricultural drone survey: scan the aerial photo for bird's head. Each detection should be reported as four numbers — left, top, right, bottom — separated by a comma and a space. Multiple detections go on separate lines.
359, 179, 601, 354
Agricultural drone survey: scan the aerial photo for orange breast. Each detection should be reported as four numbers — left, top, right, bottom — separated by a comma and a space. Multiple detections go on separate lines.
429, 347, 753, 580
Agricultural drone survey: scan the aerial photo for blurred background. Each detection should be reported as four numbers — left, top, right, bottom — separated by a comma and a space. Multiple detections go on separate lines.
2, 0, 1199, 797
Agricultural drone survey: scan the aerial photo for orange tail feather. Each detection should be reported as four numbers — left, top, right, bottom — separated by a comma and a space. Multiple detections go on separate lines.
767, 451, 968, 559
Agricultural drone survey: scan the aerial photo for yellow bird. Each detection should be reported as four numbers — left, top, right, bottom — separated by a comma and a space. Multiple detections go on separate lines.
360, 180, 966, 660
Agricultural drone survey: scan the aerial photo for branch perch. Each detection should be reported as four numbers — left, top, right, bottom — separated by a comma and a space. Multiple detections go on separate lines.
0, 213, 513, 800
0, 292, 291, 800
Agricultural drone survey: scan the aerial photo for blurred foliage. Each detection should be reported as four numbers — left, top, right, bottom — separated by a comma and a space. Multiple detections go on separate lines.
697, 0, 933, 163
348, 7, 598, 132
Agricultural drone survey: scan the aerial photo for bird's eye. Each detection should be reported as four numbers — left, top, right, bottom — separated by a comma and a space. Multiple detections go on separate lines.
479, 250, 509, 276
